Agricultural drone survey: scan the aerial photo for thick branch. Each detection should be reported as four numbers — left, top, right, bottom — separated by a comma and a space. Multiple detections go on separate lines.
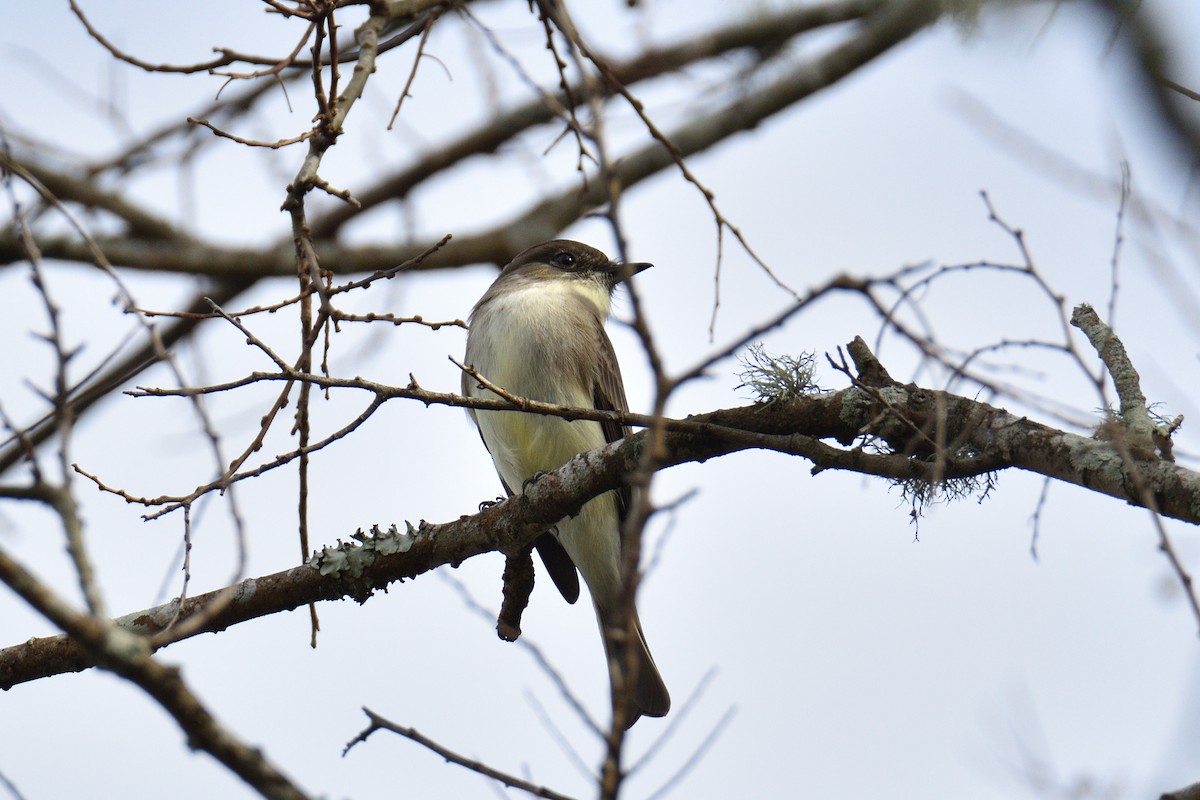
0, 152, 186, 241
4, 377, 1197, 688
0, 545, 308, 799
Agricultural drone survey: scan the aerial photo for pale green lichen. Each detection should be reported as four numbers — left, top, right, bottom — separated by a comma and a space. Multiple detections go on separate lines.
899, 467, 996, 520
1071, 303, 1180, 459
1060, 432, 1126, 480
310, 523, 416, 578
736, 343, 818, 402
838, 386, 873, 427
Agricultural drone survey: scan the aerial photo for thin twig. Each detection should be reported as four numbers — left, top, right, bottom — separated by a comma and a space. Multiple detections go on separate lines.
187, 117, 315, 149
388, 10, 441, 129
345, 708, 579, 800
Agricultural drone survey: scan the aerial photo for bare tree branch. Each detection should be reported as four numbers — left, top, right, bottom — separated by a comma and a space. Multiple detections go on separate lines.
345, 707, 579, 800
5, 340, 1198, 688
0, 544, 309, 800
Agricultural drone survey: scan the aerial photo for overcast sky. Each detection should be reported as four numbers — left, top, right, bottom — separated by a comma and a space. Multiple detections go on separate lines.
3, 1, 1200, 798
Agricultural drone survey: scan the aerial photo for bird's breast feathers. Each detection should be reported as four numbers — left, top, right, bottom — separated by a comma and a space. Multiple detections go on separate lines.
467, 279, 611, 483
469, 280, 608, 405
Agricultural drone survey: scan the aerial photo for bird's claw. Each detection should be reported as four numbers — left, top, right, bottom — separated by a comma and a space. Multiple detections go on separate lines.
522, 471, 552, 493
478, 495, 505, 511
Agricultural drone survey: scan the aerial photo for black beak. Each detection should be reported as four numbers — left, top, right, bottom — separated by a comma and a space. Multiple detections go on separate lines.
610, 261, 653, 282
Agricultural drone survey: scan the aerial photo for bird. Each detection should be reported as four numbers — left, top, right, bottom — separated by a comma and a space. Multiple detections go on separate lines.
462, 239, 670, 727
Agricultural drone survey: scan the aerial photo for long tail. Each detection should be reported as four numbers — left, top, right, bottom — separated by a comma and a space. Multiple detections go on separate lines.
598, 606, 670, 728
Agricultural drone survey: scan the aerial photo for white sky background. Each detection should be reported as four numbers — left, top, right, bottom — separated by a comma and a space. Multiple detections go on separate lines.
2, 1, 1200, 798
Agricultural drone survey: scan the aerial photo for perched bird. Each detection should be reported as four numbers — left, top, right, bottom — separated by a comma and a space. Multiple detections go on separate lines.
462, 239, 670, 727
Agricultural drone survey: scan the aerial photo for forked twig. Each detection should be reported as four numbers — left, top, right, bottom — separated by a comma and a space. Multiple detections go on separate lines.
345, 708, 579, 800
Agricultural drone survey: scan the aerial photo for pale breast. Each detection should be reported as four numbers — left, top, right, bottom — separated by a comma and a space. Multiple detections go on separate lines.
466, 281, 610, 487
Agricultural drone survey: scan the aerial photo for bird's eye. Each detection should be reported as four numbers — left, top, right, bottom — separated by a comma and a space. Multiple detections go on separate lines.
552, 252, 576, 268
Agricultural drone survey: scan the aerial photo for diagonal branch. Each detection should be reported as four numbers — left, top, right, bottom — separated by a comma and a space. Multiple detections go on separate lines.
5, 363, 1199, 688
0, 0, 936, 278
0, 543, 309, 800
345, 708, 579, 800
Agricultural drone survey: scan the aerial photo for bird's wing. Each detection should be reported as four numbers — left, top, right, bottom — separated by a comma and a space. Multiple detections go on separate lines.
591, 321, 633, 524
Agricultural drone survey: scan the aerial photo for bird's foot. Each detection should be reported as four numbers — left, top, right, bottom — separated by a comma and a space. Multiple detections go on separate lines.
478, 495, 505, 511
521, 471, 552, 493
